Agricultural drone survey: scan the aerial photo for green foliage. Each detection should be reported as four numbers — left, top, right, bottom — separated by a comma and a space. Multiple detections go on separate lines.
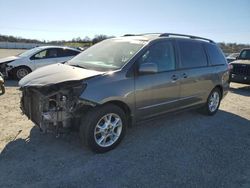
0, 34, 42, 43
218, 42, 250, 54
63, 42, 92, 48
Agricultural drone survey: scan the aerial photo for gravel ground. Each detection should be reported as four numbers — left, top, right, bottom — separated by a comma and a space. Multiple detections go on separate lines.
0, 50, 250, 187
0, 49, 26, 58
0, 82, 249, 188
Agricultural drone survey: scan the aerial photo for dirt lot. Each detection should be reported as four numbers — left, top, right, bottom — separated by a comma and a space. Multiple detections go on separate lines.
0, 49, 26, 58
0, 82, 250, 188
0, 50, 250, 187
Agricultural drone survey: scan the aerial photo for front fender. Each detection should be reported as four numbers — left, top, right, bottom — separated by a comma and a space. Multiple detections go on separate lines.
79, 73, 135, 114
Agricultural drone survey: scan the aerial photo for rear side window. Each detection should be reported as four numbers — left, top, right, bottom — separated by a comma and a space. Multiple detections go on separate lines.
58, 49, 80, 57
205, 44, 226, 65
178, 41, 207, 69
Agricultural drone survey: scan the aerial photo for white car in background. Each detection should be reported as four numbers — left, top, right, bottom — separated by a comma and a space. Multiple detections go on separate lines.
0, 46, 81, 79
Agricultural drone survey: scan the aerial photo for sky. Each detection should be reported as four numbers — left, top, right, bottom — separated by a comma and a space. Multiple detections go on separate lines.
0, 0, 249, 43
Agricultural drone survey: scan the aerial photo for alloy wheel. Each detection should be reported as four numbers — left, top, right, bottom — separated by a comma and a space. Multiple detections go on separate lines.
94, 113, 123, 147
208, 91, 220, 112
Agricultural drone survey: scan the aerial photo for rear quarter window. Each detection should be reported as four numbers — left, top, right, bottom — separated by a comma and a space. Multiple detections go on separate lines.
178, 40, 208, 69
58, 49, 80, 57
205, 44, 226, 65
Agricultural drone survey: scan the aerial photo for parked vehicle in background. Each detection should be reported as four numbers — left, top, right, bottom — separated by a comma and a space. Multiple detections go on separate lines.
19, 33, 229, 153
0, 46, 81, 80
0, 72, 5, 95
229, 48, 250, 84
226, 53, 240, 63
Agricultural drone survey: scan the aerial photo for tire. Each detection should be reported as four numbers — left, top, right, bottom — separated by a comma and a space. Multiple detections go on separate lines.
79, 104, 127, 153
200, 88, 222, 116
14, 67, 31, 80
0, 84, 5, 95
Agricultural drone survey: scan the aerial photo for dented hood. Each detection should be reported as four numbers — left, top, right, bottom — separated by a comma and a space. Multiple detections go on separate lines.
231, 59, 250, 65
0, 56, 20, 64
19, 63, 103, 87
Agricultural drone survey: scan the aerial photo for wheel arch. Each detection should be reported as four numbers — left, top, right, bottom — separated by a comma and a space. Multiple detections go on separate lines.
102, 100, 133, 127
10, 65, 32, 79
214, 85, 223, 97
14, 65, 32, 72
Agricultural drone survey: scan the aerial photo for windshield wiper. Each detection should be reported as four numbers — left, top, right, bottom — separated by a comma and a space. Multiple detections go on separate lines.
70, 64, 87, 69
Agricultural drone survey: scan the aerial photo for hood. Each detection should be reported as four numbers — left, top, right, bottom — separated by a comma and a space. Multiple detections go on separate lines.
19, 63, 103, 87
231, 59, 250, 65
0, 56, 20, 64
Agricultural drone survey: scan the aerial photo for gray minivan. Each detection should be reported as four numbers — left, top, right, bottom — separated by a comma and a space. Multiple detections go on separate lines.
19, 33, 230, 153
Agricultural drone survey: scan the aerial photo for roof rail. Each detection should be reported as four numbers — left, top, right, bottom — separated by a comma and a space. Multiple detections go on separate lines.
123, 33, 162, 37
123, 34, 136, 36
160, 33, 215, 43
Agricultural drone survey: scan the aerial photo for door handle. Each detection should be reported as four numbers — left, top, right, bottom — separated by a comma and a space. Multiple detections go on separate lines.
171, 74, 178, 81
182, 73, 188, 78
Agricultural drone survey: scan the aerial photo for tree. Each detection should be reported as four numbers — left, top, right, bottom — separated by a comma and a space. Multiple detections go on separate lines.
92, 35, 109, 44
83, 36, 91, 43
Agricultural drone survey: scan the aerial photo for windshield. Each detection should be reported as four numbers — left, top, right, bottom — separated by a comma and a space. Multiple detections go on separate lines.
227, 53, 239, 58
18, 47, 42, 57
67, 38, 146, 71
238, 49, 250, 60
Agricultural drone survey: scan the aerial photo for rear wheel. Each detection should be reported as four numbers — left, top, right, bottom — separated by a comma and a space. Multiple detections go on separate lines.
200, 88, 222, 116
79, 104, 127, 153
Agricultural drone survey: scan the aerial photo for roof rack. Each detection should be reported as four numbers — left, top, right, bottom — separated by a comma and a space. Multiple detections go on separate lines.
160, 33, 215, 43
123, 34, 136, 36
123, 33, 162, 37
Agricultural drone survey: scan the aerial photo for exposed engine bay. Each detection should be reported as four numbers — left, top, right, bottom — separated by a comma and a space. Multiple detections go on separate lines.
0, 61, 14, 77
0, 56, 20, 77
18, 63, 104, 136
20, 81, 96, 136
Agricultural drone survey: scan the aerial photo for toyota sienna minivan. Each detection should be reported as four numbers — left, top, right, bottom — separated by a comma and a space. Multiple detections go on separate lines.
19, 33, 230, 153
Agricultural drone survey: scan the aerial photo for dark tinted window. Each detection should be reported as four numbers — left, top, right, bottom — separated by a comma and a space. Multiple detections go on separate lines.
47, 48, 58, 58
178, 41, 207, 68
139, 42, 176, 72
239, 49, 250, 60
205, 44, 226, 65
59, 49, 80, 57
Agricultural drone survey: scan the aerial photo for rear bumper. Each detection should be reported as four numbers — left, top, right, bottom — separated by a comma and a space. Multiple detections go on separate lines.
230, 74, 250, 84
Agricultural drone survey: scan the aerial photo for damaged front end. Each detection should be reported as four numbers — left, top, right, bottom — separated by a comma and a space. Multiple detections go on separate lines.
20, 81, 96, 136
0, 61, 14, 77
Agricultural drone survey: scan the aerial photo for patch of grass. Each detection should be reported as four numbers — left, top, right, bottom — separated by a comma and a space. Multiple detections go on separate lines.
63, 42, 92, 48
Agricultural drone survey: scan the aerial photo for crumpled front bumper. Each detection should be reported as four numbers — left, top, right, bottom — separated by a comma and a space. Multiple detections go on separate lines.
20, 88, 74, 134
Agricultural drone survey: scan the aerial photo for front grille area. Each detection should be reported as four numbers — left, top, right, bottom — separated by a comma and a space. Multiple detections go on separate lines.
22, 89, 43, 125
231, 64, 250, 76
0, 64, 7, 77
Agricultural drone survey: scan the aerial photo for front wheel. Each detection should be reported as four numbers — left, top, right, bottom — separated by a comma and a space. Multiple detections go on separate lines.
0, 84, 5, 95
80, 104, 127, 153
15, 67, 31, 80
200, 88, 222, 116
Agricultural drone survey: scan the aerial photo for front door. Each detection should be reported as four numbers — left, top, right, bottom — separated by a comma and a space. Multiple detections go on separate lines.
31, 48, 60, 69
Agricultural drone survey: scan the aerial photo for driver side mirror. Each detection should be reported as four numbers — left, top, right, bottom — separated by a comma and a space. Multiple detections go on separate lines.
138, 63, 158, 74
